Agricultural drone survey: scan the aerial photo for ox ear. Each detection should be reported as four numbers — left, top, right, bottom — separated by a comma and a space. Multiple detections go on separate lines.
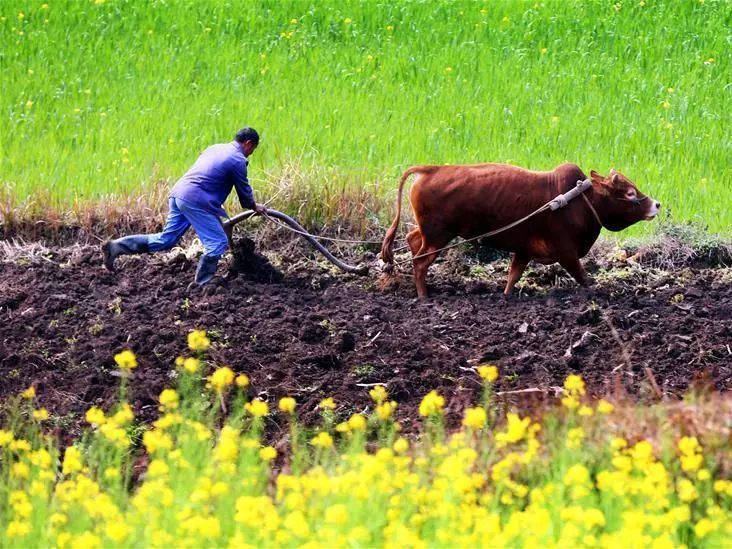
590, 170, 605, 184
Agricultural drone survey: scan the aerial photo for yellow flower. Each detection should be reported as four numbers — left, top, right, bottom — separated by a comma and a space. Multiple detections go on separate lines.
697, 469, 711, 481
661, 100, 671, 109
278, 397, 296, 414
596, 399, 614, 414
12, 462, 30, 479
678, 436, 701, 456
187, 329, 210, 352
159, 389, 179, 410
564, 374, 586, 395
477, 364, 499, 382
419, 390, 445, 417
114, 349, 137, 371
259, 446, 277, 461
62, 446, 83, 475
208, 367, 235, 393
235, 374, 249, 387
347, 414, 367, 431
369, 385, 387, 403
25, 100, 34, 109
375, 401, 397, 421
106, 521, 130, 542
694, 518, 715, 538
496, 413, 531, 445
32, 408, 49, 421
677, 478, 698, 502
245, 399, 269, 418
6, 520, 30, 538
343, 17, 352, 24
578, 405, 594, 416
561, 395, 580, 409
111, 403, 134, 426
311, 431, 333, 448
85, 406, 106, 425
319, 397, 336, 410
462, 407, 487, 429
21, 386, 36, 399
0, 430, 14, 446
142, 430, 173, 454
393, 437, 409, 453
181, 357, 199, 373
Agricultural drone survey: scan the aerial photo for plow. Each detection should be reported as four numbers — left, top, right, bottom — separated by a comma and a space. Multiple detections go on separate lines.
223, 208, 370, 276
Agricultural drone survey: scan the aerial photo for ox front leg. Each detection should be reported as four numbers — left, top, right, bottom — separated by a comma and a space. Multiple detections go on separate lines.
504, 253, 529, 295
559, 254, 589, 287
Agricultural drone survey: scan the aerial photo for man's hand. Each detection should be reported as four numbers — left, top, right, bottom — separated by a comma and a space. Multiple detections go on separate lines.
253, 203, 267, 215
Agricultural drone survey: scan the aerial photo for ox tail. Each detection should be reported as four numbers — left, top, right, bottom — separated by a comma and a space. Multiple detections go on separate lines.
380, 165, 438, 266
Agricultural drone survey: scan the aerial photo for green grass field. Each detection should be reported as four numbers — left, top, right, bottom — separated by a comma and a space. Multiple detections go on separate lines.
1, 0, 730, 235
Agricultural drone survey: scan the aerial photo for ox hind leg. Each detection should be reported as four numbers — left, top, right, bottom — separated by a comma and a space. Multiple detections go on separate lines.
406, 228, 423, 256
559, 253, 589, 287
504, 253, 529, 295
412, 235, 450, 299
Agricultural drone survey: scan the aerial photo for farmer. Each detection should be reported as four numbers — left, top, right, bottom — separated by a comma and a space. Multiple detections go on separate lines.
102, 127, 266, 285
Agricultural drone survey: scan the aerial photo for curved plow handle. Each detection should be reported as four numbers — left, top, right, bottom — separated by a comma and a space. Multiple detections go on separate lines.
223, 209, 369, 276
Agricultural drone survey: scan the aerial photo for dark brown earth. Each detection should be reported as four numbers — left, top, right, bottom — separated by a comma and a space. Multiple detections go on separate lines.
1, 236, 731, 437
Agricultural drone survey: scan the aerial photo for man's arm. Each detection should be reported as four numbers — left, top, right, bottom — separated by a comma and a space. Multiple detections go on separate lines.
232, 157, 257, 210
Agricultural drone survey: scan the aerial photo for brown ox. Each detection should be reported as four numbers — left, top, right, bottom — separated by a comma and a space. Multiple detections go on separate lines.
380, 163, 660, 298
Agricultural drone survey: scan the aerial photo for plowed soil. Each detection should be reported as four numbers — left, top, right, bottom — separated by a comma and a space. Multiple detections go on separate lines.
1, 238, 731, 436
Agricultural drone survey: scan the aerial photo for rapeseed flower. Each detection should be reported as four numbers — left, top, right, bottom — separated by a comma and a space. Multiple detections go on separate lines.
369, 385, 388, 403
114, 349, 137, 371
347, 414, 367, 431
564, 374, 586, 395
235, 374, 249, 387
21, 386, 36, 399
311, 431, 333, 448
260, 446, 277, 461
32, 408, 49, 421
187, 329, 210, 352
245, 398, 269, 417
85, 406, 106, 425
376, 400, 397, 421
208, 367, 235, 393
477, 364, 499, 381
159, 389, 179, 410
596, 399, 614, 414
462, 407, 487, 429
61, 446, 83, 475
319, 397, 336, 410
419, 390, 445, 417
278, 397, 296, 414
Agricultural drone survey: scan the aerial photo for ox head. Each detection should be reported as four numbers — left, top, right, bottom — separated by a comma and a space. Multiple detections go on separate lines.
589, 169, 661, 231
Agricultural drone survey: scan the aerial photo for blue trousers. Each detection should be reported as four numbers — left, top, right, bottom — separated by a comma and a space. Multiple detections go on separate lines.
145, 197, 229, 257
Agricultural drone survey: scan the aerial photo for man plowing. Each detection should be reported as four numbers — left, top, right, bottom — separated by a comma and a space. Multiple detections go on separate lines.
102, 127, 266, 285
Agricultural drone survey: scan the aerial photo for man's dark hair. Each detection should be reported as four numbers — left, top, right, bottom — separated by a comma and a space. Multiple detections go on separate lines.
235, 127, 260, 145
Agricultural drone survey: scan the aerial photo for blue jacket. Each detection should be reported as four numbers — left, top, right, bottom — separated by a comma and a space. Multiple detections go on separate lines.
169, 141, 255, 217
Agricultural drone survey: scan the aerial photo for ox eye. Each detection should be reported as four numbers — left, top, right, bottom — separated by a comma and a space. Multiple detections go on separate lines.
625, 189, 636, 199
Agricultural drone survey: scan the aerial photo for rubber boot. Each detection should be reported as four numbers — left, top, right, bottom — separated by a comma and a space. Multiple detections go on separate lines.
195, 254, 221, 286
102, 236, 150, 272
